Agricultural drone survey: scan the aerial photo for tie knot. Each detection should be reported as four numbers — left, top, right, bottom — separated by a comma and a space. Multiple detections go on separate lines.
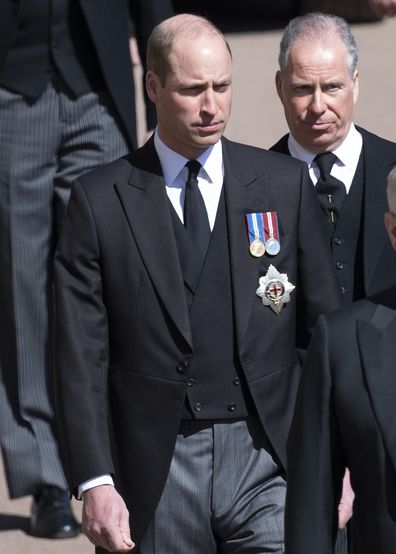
186, 159, 201, 181
314, 152, 338, 179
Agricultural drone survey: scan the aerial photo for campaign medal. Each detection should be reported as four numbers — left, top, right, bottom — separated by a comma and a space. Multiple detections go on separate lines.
250, 238, 266, 257
256, 265, 295, 314
263, 212, 281, 256
246, 213, 266, 257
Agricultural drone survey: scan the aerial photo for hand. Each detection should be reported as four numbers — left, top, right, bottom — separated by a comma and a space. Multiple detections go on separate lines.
368, 0, 396, 17
338, 468, 354, 529
82, 485, 134, 552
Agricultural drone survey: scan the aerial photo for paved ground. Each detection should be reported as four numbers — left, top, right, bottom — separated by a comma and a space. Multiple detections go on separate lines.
1, 15, 395, 554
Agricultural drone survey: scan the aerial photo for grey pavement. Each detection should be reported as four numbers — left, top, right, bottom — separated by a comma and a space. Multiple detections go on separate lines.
1, 15, 396, 554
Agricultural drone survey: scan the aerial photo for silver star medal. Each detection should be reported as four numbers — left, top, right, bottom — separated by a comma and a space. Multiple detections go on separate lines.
256, 264, 295, 314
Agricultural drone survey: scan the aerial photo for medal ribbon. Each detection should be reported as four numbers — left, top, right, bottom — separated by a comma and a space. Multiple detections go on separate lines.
246, 212, 265, 246
263, 211, 280, 242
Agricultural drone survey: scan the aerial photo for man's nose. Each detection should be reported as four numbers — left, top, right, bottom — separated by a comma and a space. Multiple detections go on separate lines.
309, 90, 326, 114
201, 89, 218, 115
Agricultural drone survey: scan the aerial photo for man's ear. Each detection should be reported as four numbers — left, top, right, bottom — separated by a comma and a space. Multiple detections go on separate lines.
384, 212, 396, 250
146, 71, 159, 102
352, 69, 359, 105
275, 71, 284, 103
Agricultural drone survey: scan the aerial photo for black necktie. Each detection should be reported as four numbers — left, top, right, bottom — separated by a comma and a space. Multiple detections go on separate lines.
314, 152, 347, 224
183, 160, 211, 260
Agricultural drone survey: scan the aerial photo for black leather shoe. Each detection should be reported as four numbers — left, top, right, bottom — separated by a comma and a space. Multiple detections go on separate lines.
30, 486, 81, 539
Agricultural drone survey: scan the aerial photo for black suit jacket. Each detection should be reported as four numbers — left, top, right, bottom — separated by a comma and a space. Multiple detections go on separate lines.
271, 127, 396, 297
0, 0, 173, 148
285, 285, 396, 554
54, 136, 341, 545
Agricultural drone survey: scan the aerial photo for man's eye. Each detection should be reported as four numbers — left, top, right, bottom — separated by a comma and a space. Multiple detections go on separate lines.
325, 84, 342, 92
294, 85, 311, 94
215, 84, 230, 92
180, 86, 202, 95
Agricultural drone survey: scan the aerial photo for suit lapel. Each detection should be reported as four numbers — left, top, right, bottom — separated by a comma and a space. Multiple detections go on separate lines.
115, 141, 192, 348
270, 134, 290, 155
358, 303, 396, 472
222, 139, 271, 352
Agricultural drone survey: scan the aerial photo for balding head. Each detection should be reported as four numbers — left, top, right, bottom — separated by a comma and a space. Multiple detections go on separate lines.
147, 13, 231, 86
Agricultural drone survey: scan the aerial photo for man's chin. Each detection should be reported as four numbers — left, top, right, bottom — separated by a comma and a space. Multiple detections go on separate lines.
299, 131, 337, 153
194, 130, 224, 146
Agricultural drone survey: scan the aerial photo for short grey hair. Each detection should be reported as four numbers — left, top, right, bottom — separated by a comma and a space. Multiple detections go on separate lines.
387, 166, 396, 214
278, 12, 358, 77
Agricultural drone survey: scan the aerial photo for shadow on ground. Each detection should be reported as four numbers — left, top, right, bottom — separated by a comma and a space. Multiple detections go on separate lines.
0, 513, 30, 533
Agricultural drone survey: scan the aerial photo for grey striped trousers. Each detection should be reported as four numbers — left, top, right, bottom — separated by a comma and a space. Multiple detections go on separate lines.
138, 417, 286, 554
0, 79, 129, 498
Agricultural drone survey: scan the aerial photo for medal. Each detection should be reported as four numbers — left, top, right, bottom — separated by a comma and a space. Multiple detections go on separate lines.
246, 213, 266, 258
246, 211, 281, 258
249, 238, 266, 257
263, 212, 281, 256
264, 279, 285, 312
265, 237, 280, 256
256, 265, 295, 314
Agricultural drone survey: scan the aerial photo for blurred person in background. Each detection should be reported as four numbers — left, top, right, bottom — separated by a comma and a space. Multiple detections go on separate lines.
368, 0, 396, 16
0, 0, 172, 539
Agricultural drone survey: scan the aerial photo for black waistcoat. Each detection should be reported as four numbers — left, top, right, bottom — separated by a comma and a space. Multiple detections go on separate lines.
0, 0, 103, 98
170, 189, 255, 420
329, 153, 365, 305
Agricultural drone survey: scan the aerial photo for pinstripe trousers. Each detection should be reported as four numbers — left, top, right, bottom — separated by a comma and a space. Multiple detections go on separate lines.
0, 79, 129, 498
137, 418, 286, 554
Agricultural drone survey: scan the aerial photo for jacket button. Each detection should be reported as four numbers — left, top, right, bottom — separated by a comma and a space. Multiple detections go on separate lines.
233, 377, 240, 386
336, 261, 344, 270
334, 237, 342, 246
194, 402, 202, 412
228, 403, 236, 412
187, 378, 195, 387
176, 361, 189, 374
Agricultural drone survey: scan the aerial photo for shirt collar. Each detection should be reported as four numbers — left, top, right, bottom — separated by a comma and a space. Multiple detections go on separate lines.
331, 124, 362, 171
154, 131, 223, 187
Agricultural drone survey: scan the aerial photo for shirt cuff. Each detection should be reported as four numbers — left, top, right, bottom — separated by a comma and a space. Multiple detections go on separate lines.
78, 474, 114, 500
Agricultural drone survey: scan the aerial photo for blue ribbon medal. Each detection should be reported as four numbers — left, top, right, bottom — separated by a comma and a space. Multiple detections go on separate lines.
246, 211, 281, 257
246, 212, 266, 257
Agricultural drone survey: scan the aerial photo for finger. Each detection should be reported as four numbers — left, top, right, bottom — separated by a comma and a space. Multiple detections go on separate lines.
338, 505, 352, 528
119, 505, 134, 550
102, 527, 129, 552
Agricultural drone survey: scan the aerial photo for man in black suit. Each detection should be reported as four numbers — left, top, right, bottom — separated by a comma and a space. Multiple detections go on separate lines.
285, 165, 396, 554
271, 12, 396, 306
0, 0, 172, 539
271, 14, 396, 546
54, 13, 340, 553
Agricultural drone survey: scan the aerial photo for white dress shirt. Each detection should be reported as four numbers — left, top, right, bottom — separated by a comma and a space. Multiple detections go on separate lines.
154, 131, 224, 230
287, 123, 363, 194
78, 133, 224, 498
